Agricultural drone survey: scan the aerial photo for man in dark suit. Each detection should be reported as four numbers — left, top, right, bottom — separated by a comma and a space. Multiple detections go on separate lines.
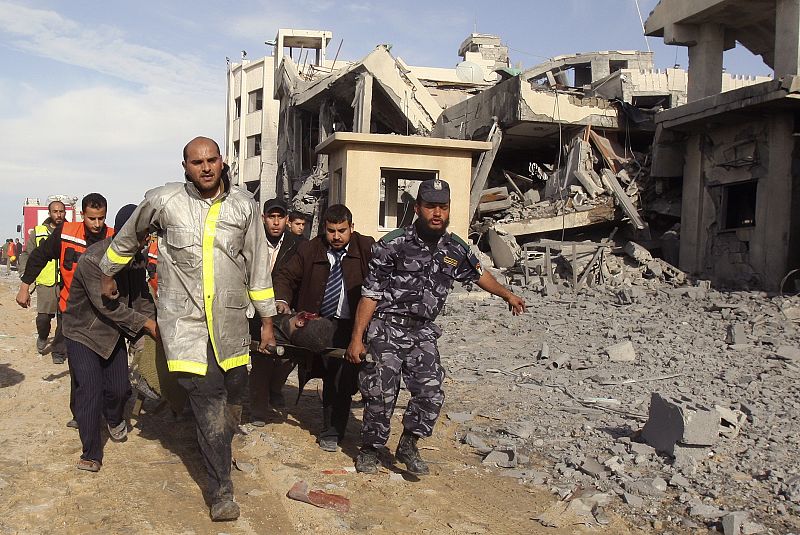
273, 204, 374, 452
248, 198, 303, 426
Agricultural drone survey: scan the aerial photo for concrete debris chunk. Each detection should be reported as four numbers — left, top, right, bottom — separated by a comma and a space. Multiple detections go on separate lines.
641, 393, 720, 454
722, 511, 748, 535
726, 323, 748, 345
622, 241, 653, 264
482, 446, 517, 468
715, 405, 747, 439
461, 432, 491, 453
605, 340, 637, 362
741, 521, 766, 534
623, 477, 667, 497
623, 492, 644, 508
689, 502, 726, 520
579, 457, 608, 479
774, 345, 800, 361
500, 421, 535, 440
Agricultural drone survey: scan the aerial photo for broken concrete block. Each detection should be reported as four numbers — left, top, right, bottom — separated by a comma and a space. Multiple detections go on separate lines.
622, 241, 653, 264
641, 393, 720, 454
722, 511, 748, 535
715, 405, 747, 439
523, 188, 541, 205
689, 502, 726, 520
726, 323, 748, 345
774, 345, 800, 361
579, 457, 608, 479
482, 446, 517, 468
462, 433, 491, 453
623, 477, 667, 497
605, 340, 636, 362
741, 521, 766, 534
623, 492, 644, 508
669, 473, 691, 489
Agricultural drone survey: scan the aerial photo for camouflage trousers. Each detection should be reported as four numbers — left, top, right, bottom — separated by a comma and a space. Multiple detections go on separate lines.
359, 318, 445, 448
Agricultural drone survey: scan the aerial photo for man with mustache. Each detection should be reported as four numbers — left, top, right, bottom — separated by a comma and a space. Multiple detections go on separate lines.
346, 179, 526, 475
97, 137, 277, 521
273, 204, 374, 452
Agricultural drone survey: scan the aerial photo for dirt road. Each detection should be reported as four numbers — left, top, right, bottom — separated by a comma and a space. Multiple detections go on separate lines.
0, 274, 641, 534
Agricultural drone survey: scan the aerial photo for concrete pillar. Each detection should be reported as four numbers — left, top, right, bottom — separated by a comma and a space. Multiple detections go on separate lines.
678, 133, 705, 274
590, 58, 611, 82
776, 0, 800, 77
260, 56, 279, 200
750, 113, 794, 290
353, 72, 373, 133
316, 100, 333, 174
687, 24, 725, 101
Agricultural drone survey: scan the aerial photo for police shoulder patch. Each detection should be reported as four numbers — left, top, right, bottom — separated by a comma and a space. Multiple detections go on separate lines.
380, 228, 405, 243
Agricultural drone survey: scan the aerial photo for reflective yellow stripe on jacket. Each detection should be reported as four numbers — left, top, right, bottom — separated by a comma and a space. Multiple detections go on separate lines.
201, 200, 250, 372
34, 225, 58, 286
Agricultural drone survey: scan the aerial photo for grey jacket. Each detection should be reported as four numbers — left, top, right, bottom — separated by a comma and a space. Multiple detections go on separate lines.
63, 238, 155, 358
99, 176, 277, 376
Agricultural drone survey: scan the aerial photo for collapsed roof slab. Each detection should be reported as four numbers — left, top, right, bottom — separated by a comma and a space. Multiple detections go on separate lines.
433, 76, 620, 145
284, 45, 443, 134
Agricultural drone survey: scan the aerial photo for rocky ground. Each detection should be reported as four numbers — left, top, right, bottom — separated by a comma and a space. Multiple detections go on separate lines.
440, 277, 800, 535
0, 265, 798, 534
0, 272, 641, 535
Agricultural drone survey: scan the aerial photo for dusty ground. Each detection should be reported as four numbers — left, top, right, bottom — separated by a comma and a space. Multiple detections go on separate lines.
0, 273, 644, 535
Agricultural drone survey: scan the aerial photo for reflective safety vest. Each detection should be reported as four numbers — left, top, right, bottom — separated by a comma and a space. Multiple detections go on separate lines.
146, 237, 158, 295
58, 221, 114, 312
34, 225, 59, 287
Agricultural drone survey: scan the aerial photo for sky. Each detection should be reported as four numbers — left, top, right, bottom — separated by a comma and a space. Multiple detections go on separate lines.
0, 0, 771, 239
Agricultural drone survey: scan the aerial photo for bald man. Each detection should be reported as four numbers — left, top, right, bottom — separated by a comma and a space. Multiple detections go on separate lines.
97, 137, 277, 521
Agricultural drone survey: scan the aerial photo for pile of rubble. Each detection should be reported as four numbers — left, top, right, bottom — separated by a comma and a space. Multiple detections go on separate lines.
437, 282, 800, 534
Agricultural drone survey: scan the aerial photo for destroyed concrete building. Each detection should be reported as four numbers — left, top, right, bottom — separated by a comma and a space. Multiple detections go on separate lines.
225, 25, 782, 291
646, 0, 800, 291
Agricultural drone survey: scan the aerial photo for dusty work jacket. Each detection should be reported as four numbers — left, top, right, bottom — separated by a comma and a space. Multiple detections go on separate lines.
99, 175, 277, 376
63, 238, 155, 358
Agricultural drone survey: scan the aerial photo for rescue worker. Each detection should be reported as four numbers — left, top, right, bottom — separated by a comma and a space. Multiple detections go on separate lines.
97, 136, 277, 522
248, 198, 302, 426
5, 239, 15, 275
345, 179, 526, 475
17, 193, 113, 429
63, 204, 157, 472
27, 200, 67, 359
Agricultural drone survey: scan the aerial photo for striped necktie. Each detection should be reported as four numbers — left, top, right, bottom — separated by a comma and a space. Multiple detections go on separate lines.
320, 249, 345, 318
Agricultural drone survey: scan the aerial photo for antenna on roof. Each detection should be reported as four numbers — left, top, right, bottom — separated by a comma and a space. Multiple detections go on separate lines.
634, 0, 652, 53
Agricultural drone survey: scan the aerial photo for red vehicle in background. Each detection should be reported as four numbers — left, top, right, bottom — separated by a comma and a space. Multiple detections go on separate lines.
18, 196, 78, 248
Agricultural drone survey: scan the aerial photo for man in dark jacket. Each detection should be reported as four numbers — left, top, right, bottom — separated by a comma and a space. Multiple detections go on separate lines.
248, 198, 303, 426
62, 204, 157, 472
273, 204, 374, 451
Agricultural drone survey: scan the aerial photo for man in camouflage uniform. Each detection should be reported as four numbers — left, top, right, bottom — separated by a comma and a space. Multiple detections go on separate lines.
346, 179, 526, 475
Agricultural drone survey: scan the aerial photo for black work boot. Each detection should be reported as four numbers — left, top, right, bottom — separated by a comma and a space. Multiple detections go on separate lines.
355, 446, 379, 474
395, 431, 429, 475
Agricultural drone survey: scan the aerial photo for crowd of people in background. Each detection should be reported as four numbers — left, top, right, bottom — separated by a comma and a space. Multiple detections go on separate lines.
11, 135, 525, 522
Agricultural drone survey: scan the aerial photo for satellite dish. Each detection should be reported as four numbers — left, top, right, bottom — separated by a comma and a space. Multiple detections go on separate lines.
455, 61, 486, 83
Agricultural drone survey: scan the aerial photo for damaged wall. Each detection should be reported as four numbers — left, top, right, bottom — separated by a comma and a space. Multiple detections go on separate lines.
675, 108, 797, 290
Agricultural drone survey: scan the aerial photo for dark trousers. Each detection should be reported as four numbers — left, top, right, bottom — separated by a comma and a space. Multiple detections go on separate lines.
177, 346, 247, 504
66, 337, 131, 463
319, 319, 358, 442
36, 311, 66, 358
249, 357, 294, 418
